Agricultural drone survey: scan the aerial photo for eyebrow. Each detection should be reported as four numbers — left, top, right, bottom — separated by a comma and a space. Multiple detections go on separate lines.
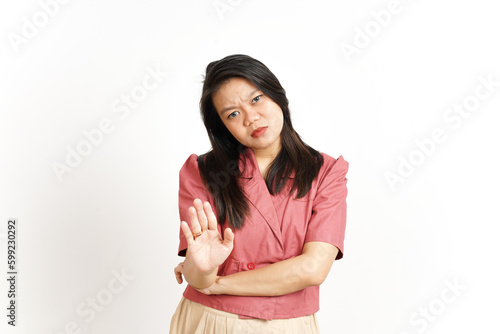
218, 88, 260, 115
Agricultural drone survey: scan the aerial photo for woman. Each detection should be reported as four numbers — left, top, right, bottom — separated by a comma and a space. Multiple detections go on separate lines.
169, 54, 349, 333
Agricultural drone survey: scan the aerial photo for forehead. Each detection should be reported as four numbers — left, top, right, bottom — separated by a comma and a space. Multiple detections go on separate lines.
213, 77, 258, 104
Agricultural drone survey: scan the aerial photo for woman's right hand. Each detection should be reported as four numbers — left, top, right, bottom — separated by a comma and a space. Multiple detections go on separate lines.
180, 198, 234, 275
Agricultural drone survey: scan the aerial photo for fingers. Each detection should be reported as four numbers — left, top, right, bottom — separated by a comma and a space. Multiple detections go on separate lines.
174, 262, 184, 284
193, 198, 208, 232
180, 220, 195, 247
182, 199, 215, 247
204, 201, 218, 231
188, 205, 203, 236
190, 199, 218, 234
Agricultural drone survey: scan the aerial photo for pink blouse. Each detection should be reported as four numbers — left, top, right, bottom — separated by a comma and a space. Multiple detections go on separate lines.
176, 146, 349, 320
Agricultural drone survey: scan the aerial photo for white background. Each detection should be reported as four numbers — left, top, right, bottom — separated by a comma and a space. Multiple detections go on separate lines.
1, 0, 499, 333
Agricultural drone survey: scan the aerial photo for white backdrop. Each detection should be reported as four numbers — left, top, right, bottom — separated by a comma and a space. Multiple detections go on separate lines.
1, 0, 499, 333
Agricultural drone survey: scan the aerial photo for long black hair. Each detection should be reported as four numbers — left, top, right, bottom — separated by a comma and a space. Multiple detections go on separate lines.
198, 54, 324, 229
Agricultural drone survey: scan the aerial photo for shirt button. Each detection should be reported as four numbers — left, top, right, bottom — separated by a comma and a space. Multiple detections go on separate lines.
247, 262, 255, 270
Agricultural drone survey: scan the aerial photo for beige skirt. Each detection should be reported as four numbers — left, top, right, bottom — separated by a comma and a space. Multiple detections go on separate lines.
169, 296, 320, 334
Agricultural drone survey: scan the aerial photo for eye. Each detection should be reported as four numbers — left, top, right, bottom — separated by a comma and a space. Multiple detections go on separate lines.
252, 95, 262, 103
227, 111, 239, 119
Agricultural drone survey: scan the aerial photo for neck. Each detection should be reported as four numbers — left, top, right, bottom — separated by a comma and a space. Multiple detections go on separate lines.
251, 141, 281, 162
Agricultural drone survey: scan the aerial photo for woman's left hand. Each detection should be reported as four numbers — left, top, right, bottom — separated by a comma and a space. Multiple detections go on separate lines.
174, 261, 185, 284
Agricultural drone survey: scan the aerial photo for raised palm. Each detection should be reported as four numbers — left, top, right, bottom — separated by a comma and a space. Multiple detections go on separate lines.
180, 198, 234, 274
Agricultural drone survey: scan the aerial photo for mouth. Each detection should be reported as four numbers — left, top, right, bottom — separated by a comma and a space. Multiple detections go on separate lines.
251, 127, 267, 138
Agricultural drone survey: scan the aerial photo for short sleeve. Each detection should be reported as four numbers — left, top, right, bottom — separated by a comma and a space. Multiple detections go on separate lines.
177, 154, 219, 257
304, 154, 349, 260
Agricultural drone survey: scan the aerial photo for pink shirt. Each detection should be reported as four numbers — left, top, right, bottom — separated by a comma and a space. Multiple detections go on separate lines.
176, 146, 349, 320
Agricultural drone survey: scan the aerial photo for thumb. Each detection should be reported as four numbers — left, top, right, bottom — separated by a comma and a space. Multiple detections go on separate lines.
223, 227, 234, 248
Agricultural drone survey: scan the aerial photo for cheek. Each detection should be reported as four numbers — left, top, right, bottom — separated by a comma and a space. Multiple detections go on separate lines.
266, 103, 283, 123
225, 122, 244, 139
271, 108, 284, 128
278, 112, 284, 125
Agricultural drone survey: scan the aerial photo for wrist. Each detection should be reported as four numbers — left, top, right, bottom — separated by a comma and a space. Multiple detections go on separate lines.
183, 259, 218, 289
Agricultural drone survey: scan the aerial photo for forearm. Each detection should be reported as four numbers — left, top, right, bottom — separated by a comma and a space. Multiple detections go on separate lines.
215, 253, 322, 297
182, 250, 218, 290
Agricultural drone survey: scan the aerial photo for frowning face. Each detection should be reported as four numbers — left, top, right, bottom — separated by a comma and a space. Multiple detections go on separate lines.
212, 77, 284, 158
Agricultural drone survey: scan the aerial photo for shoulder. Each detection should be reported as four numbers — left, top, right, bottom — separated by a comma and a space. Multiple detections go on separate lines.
318, 152, 349, 181
319, 152, 348, 169
179, 153, 202, 178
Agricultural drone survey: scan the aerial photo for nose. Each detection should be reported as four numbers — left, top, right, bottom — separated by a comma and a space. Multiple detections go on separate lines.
243, 108, 260, 127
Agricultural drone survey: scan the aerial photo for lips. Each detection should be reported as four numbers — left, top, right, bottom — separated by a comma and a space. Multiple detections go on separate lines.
251, 127, 267, 138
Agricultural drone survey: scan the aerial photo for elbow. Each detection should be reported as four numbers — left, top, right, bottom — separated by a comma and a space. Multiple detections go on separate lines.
300, 255, 331, 287
297, 266, 328, 287
308, 271, 328, 286
301, 242, 339, 287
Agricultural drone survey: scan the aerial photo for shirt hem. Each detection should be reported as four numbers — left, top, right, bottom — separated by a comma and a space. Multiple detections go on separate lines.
182, 289, 319, 321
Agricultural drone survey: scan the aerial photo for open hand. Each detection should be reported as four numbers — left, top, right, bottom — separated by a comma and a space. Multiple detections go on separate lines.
180, 198, 234, 275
